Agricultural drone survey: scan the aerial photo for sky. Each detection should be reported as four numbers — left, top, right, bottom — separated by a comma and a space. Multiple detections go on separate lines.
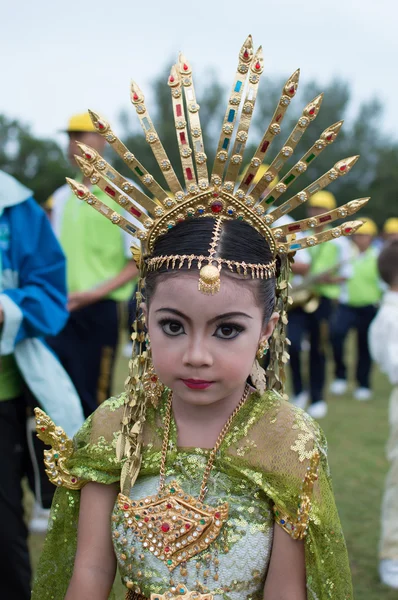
2, 0, 396, 148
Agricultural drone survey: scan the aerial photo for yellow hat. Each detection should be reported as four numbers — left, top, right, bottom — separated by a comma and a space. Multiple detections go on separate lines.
64, 113, 97, 133
309, 190, 336, 210
357, 218, 378, 236
383, 217, 398, 234
239, 164, 279, 186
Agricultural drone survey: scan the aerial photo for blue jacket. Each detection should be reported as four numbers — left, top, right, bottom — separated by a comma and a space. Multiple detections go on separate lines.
0, 170, 84, 436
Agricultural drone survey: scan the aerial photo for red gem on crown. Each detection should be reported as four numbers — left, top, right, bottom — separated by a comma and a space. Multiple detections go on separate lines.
308, 107, 316, 116
40, 427, 46, 432
214, 512, 220, 519
85, 153, 92, 160
211, 201, 223, 213
71, 478, 77, 483
165, 546, 170, 553
161, 523, 170, 532
133, 92, 139, 101
166, 503, 172, 509
288, 85, 295, 95
339, 164, 347, 172
183, 63, 189, 71
344, 227, 353, 233
185, 523, 191, 530
123, 503, 130, 510
326, 134, 333, 141
243, 49, 249, 59
98, 122, 105, 130
77, 189, 85, 197
255, 61, 261, 70
169, 76, 175, 83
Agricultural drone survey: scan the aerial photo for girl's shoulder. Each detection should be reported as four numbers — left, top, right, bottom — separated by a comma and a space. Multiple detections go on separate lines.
233, 390, 327, 476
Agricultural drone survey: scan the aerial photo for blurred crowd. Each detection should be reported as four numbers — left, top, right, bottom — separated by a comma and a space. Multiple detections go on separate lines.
1, 113, 398, 597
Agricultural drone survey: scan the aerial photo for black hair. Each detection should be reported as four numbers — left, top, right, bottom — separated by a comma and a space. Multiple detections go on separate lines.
378, 240, 398, 286
145, 217, 278, 322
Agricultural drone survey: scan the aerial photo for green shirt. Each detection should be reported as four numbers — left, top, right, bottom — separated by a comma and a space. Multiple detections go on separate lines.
308, 240, 341, 300
341, 246, 382, 307
0, 247, 23, 401
59, 188, 134, 302
0, 353, 24, 401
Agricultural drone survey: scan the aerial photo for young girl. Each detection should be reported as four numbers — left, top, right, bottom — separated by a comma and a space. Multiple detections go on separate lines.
32, 36, 365, 600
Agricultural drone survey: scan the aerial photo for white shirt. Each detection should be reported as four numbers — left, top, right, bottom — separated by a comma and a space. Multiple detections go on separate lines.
368, 290, 398, 385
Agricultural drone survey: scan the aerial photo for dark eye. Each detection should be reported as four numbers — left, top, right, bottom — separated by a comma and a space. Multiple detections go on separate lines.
215, 323, 244, 340
159, 319, 185, 336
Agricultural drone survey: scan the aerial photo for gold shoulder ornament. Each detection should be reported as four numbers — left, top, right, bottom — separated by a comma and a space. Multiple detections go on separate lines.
34, 408, 84, 490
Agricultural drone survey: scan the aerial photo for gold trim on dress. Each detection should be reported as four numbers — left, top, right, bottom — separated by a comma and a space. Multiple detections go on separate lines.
34, 408, 84, 490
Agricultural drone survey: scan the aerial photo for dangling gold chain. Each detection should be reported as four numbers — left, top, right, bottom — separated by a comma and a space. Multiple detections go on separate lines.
159, 384, 251, 502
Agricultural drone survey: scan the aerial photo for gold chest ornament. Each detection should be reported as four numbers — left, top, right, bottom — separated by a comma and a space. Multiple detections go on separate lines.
119, 385, 250, 599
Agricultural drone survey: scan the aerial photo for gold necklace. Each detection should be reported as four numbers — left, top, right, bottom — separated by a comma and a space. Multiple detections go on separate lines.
118, 384, 251, 598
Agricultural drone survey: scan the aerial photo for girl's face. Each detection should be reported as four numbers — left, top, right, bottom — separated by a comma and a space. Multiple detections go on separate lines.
145, 272, 278, 406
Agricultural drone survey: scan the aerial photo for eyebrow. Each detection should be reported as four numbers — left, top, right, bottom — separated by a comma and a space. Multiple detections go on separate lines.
155, 308, 253, 324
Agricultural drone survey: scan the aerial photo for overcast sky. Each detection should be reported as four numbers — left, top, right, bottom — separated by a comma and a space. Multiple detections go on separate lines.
2, 0, 396, 148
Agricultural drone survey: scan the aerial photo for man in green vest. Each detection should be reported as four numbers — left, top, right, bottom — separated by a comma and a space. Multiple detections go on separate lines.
330, 218, 382, 400
46, 113, 138, 417
288, 191, 344, 419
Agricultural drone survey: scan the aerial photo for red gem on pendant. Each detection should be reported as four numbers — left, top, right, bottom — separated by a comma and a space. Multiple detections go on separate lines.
255, 61, 261, 70
133, 92, 139, 101
71, 478, 77, 483
339, 164, 347, 172
183, 63, 189, 71
185, 523, 190, 530
214, 512, 220, 519
165, 546, 170, 552
144, 517, 150, 522
212, 191, 219, 197
123, 503, 130, 510
151, 375, 158, 382
166, 503, 172, 509
40, 427, 46, 431
161, 523, 170, 532
211, 201, 223, 213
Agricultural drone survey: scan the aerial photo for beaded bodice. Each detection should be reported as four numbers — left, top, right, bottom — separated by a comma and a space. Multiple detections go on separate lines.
112, 463, 274, 600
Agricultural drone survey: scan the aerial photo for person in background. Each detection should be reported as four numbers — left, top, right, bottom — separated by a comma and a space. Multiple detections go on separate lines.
330, 218, 382, 400
288, 190, 342, 419
0, 170, 84, 599
47, 113, 138, 417
383, 218, 398, 243
369, 240, 398, 589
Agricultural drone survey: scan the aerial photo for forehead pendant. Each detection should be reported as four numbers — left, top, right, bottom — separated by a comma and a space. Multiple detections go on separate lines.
198, 264, 221, 295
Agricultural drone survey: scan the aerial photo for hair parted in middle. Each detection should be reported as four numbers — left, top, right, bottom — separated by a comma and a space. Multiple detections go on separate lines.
144, 217, 279, 323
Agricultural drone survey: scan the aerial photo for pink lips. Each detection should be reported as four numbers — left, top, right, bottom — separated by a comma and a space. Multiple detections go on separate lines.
181, 379, 214, 390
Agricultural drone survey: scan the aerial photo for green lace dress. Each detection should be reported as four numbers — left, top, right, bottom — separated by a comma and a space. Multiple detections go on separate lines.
32, 390, 353, 599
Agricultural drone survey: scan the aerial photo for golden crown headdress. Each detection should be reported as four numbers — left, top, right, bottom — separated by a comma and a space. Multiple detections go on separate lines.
67, 34, 367, 296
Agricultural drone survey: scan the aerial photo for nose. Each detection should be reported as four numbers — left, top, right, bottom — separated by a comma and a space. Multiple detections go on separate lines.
182, 336, 213, 369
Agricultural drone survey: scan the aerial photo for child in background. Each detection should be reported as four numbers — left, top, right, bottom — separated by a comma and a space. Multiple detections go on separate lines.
369, 240, 398, 589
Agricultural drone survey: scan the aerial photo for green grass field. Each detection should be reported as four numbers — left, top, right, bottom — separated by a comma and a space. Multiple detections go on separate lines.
27, 347, 397, 599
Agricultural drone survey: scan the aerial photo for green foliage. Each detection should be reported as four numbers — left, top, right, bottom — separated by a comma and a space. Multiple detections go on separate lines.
0, 115, 70, 204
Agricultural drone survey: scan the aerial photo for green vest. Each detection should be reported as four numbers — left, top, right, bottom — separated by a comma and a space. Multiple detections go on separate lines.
343, 247, 381, 307
308, 241, 340, 300
60, 188, 134, 302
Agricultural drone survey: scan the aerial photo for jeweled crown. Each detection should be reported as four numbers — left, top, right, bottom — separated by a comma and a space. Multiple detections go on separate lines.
66, 35, 367, 267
